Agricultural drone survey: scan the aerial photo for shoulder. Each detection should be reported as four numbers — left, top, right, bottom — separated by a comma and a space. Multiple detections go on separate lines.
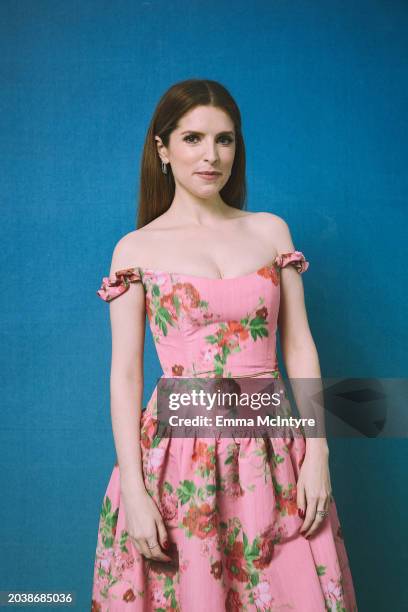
109, 229, 150, 276
251, 211, 289, 231
249, 212, 295, 253
109, 215, 170, 275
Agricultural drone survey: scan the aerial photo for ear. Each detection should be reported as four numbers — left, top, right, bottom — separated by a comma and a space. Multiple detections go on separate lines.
154, 135, 169, 164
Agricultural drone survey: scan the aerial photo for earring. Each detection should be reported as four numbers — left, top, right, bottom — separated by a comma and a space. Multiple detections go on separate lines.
161, 161, 168, 175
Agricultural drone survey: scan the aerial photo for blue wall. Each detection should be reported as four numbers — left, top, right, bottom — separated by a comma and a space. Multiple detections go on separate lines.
1, 1, 407, 609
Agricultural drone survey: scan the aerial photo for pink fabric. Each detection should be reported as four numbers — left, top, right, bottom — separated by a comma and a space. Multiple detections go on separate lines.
91, 251, 358, 611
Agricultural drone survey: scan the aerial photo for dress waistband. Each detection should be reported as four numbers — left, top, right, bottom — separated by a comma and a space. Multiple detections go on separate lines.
160, 368, 280, 379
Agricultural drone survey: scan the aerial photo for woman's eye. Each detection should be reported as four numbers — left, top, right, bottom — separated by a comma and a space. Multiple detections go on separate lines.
183, 134, 234, 144
184, 134, 199, 143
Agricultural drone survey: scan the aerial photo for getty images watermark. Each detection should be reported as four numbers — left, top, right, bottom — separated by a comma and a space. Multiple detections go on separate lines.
147, 376, 408, 439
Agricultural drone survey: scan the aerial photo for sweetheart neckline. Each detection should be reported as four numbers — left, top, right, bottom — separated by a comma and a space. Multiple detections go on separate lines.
134, 260, 278, 283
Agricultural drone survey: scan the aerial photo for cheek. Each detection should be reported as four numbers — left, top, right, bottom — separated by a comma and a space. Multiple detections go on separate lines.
220, 148, 235, 166
175, 149, 201, 168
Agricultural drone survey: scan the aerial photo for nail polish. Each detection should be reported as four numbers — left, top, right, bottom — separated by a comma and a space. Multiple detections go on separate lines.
163, 540, 169, 549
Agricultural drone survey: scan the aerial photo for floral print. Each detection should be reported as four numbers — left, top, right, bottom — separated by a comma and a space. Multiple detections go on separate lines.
92, 251, 358, 611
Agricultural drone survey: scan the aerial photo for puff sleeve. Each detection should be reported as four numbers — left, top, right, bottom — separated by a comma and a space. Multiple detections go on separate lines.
96, 267, 142, 302
274, 250, 309, 274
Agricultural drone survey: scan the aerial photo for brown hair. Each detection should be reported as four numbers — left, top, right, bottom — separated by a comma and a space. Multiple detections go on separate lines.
136, 78, 247, 228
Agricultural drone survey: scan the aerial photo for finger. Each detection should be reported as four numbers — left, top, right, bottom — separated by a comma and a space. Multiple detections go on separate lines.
297, 482, 306, 517
138, 538, 153, 559
302, 513, 325, 538
299, 497, 317, 533
145, 534, 171, 562
303, 501, 330, 538
156, 517, 169, 551
148, 542, 172, 562
130, 535, 143, 555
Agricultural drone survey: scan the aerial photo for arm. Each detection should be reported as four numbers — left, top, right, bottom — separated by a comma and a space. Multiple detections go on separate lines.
104, 234, 171, 561
274, 218, 328, 455
271, 217, 332, 538
108, 236, 147, 491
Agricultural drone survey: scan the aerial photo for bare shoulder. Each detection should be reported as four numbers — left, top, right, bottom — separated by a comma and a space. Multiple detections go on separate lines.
250, 212, 296, 253
109, 228, 155, 276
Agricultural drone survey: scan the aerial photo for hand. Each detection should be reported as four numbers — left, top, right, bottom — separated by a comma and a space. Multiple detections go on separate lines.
297, 446, 332, 539
121, 488, 172, 562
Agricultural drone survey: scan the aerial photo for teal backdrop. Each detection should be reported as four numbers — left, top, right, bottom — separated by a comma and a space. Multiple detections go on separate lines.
1, 0, 407, 609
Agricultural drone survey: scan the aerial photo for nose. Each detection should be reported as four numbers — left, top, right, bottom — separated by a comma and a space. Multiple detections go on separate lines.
203, 138, 219, 163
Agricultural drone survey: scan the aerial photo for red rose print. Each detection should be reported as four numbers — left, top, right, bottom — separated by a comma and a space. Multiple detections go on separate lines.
122, 588, 136, 602
225, 587, 242, 612
225, 541, 249, 582
210, 560, 223, 579
253, 537, 274, 569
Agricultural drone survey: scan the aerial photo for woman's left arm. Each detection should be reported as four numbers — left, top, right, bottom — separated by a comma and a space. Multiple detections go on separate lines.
271, 216, 332, 537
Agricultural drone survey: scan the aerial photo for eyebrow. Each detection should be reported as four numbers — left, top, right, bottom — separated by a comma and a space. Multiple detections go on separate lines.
180, 130, 235, 136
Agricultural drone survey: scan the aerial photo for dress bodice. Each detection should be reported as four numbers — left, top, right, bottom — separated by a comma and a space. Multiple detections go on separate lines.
96, 251, 309, 379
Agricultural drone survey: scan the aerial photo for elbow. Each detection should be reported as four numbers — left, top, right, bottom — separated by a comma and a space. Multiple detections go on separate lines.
110, 368, 143, 390
280, 329, 317, 359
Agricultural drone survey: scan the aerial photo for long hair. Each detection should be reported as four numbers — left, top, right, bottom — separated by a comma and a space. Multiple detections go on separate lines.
136, 79, 247, 228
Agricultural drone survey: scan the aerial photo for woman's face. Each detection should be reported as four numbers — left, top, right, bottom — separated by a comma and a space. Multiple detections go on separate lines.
156, 105, 236, 199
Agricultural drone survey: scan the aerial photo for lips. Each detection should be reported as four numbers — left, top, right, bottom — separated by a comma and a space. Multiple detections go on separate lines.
195, 171, 221, 181
196, 171, 221, 176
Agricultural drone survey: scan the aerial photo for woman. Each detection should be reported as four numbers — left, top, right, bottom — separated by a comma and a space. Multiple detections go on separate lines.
91, 79, 358, 611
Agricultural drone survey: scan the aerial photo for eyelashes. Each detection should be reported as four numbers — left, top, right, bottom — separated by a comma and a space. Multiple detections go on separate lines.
183, 134, 234, 145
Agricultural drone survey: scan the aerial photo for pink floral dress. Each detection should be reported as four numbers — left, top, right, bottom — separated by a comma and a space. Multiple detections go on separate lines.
91, 251, 358, 612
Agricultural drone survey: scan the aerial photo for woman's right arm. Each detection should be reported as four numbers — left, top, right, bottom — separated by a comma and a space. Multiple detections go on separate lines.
106, 235, 171, 562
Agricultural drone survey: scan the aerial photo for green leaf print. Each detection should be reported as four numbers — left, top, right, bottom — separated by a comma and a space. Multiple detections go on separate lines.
197, 486, 205, 501
100, 496, 118, 549
249, 316, 269, 341
249, 540, 260, 559
119, 529, 129, 553
243, 532, 260, 562
273, 454, 285, 465
272, 475, 282, 494
214, 362, 224, 377
204, 334, 218, 344
176, 480, 196, 505
243, 532, 249, 553
171, 293, 181, 317
155, 306, 175, 336
214, 353, 224, 366
227, 526, 240, 548
316, 564, 326, 576
151, 435, 162, 448
250, 572, 259, 586
104, 496, 111, 514
163, 481, 174, 494
164, 576, 172, 589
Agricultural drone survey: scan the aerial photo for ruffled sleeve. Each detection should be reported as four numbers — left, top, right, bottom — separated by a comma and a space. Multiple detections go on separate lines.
96, 267, 142, 302
274, 250, 309, 274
